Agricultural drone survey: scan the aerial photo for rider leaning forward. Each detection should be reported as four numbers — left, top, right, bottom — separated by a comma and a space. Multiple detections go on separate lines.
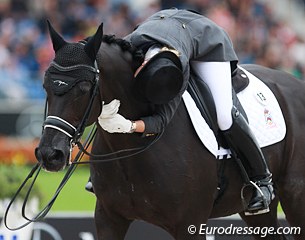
98, 8, 275, 215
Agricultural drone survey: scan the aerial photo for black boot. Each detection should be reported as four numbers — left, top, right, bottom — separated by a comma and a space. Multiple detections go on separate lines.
222, 107, 275, 215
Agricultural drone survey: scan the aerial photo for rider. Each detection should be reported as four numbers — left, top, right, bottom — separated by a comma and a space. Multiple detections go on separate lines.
98, 8, 274, 215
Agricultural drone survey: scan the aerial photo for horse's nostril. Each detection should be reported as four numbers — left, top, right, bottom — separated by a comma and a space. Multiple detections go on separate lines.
35, 147, 43, 162
35, 146, 67, 171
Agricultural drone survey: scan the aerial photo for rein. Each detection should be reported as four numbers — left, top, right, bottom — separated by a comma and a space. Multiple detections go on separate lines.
74, 127, 163, 164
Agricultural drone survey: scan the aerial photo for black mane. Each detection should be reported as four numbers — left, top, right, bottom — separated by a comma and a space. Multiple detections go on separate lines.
82, 34, 143, 70
102, 35, 144, 68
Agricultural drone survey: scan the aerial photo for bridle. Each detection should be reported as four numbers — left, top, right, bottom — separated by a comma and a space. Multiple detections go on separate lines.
43, 60, 100, 163
4, 60, 101, 231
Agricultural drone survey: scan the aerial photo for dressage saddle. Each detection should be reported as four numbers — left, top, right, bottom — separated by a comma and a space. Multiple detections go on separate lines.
187, 66, 249, 144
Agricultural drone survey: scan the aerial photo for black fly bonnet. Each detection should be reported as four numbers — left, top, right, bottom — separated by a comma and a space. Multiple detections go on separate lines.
45, 43, 97, 95
43, 41, 100, 143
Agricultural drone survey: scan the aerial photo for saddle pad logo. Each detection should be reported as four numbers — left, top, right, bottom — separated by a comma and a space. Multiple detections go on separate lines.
264, 108, 276, 128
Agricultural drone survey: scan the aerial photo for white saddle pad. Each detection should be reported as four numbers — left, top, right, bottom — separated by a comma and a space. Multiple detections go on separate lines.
182, 66, 286, 158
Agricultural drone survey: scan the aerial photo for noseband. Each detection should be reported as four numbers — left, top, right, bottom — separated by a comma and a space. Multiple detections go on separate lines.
44, 115, 77, 138
43, 61, 100, 155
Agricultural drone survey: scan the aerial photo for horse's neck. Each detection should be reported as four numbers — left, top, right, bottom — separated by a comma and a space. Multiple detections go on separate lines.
98, 45, 144, 118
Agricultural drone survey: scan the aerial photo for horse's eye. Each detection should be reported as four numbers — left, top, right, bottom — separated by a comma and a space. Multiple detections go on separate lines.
79, 82, 92, 93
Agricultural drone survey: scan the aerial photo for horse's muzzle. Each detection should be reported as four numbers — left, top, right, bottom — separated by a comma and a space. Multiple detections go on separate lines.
35, 146, 68, 172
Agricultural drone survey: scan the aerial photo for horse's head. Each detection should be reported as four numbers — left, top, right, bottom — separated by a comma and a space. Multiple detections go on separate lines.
35, 21, 103, 171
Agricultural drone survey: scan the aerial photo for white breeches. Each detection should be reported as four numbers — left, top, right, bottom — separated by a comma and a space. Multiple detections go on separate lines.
191, 61, 233, 130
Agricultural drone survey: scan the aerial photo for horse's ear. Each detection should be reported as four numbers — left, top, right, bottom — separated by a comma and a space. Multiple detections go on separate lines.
84, 23, 103, 62
47, 20, 67, 52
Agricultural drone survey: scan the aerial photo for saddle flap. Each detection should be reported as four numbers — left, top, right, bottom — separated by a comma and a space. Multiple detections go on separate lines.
187, 73, 218, 135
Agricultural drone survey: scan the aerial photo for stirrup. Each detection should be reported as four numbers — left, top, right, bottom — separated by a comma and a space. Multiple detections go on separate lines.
240, 181, 265, 215
243, 181, 274, 216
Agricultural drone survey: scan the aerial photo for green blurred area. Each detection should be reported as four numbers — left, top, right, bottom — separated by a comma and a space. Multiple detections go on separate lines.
36, 165, 96, 212
1, 164, 96, 212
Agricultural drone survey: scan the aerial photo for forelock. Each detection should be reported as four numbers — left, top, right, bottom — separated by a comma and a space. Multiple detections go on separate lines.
54, 43, 93, 67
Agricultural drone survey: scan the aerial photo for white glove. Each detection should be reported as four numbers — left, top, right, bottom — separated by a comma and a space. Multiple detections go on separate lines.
98, 100, 132, 133
99, 114, 132, 133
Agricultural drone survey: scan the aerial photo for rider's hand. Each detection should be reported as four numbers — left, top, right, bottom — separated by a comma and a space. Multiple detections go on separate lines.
98, 99, 133, 133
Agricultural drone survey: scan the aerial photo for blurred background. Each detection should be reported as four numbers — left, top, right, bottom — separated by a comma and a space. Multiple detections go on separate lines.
0, 0, 304, 238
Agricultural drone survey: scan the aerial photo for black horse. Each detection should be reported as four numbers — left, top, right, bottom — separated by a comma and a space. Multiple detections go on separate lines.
35, 23, 305, 240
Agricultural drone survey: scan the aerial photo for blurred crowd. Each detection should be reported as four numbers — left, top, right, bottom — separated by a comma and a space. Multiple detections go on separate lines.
0, 0, 305, 100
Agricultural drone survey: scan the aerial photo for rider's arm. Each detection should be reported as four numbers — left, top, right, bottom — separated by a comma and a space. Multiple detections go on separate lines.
136, 92, 183, 136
